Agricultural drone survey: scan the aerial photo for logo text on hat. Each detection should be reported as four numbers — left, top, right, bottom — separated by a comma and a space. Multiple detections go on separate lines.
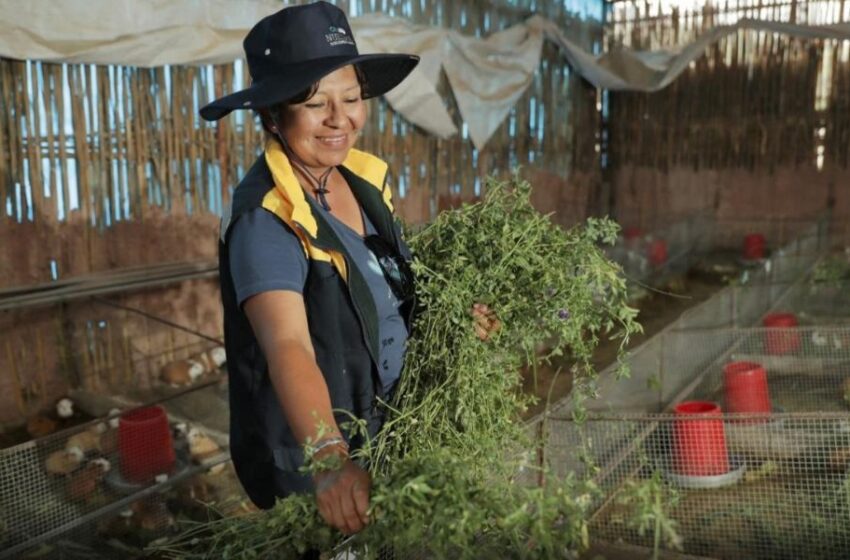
326, 26, 355, 47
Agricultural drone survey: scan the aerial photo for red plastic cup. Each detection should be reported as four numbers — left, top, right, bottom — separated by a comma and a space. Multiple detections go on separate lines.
672, 401, 730, 476
648, 239, 668, 267
762, 312, 801, 355
724, 361, 771, 420
118, 406, 175, 483
743, 234, 766, 260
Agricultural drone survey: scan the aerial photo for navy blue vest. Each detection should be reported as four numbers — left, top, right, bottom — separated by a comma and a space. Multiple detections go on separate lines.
220, 149, 412, 509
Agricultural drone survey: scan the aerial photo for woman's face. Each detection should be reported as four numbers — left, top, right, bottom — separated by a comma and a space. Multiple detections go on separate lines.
278, 65, 367, 169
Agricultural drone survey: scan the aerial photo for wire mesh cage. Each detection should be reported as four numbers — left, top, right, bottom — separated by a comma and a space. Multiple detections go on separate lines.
0, 296, 226, 435
0, 380, 238, 559
780, 279, 850, 327
0, 298, 235, 559
66, 301, 226, 399
550, 412, 850, 560
608, 214, 710, 290
542, 324, 850, 560
3, 468, 253, 560
676, 276, 850, 333
607, 214, 828, 292
530, 227, 843, 558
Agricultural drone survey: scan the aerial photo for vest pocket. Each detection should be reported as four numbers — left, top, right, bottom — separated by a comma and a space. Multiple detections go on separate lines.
310, 260, 341, 281
271, 445, 305, 473
270, 446, 315, 497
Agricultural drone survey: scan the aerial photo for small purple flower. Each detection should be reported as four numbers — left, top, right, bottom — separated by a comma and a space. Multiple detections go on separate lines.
558, 308, 570, 320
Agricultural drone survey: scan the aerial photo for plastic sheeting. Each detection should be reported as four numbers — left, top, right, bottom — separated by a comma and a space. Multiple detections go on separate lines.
0, 0, 558, 147
3, 0, 849, 148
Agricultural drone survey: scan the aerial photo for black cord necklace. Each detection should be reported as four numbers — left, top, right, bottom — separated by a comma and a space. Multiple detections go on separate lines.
293, 159, 334, 211
279, 138, 334, 211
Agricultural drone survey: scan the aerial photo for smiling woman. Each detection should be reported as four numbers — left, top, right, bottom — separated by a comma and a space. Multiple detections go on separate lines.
193, 2, 451, 553
198, 1, 422, 546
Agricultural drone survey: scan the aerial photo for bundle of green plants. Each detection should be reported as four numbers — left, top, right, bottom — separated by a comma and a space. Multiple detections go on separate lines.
156, 175, 641, 559
811, 255, 850, 286
157, 447, 597, 560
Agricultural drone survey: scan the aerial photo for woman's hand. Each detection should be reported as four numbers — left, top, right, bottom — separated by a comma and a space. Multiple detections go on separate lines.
472, 303, 501, 341
313, 446, 371, 535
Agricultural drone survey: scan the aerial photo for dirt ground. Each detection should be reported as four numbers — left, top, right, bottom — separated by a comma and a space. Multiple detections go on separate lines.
521, 271, 728, 419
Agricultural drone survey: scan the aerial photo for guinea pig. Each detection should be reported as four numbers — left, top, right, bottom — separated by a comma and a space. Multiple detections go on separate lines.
56, 397, 75, 420
66, 459, 110, 502
65, 428, 101, 455
194, 346, 226, 374
45, 446, 84, 476
160, 359, 205, 387
187, 427, 224, 474
26, 414, 58, 439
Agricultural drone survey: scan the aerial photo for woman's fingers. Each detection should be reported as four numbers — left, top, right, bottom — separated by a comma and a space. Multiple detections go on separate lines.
317, 491, 345, 533
352, 478, 370, 525
317, 497, 333, 526
472, 303, 500, 340
340, 490, 364, 534
319, 489, 357, 534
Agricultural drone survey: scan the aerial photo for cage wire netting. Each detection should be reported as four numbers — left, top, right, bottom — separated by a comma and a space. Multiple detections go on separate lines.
0, 384, 235, 560
607, 215, 705, 290
533, 220, 850, 559
544, 325, 850, 560
0, 304, 235, 560
607, 214, 829, 291
86, 302, 220, 391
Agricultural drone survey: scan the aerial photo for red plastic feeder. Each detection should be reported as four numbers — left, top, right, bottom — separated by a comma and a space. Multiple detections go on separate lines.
724, 361, 771, 420
118, 406, 176, 483
762, 312, 801, 355
743, 233, 766, 260
672, 401, 730, 476
648, 239, 668, 267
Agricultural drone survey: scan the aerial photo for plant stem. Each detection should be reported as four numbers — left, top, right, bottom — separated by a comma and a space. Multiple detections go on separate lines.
653, 488, 661, 560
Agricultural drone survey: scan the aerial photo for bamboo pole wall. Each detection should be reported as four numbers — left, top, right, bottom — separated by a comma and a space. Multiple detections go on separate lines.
606, 0, 850, 172
0, 0, 603, 289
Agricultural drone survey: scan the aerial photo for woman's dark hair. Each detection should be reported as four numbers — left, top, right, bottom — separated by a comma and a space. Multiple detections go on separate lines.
259, 64, 369, 136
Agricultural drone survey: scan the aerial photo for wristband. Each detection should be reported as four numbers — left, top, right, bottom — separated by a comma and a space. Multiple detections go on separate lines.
311, 436, 348, 456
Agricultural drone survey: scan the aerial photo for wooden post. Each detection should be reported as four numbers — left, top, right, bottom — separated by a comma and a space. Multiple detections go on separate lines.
6, 339, 26, 417
36, 328, 48, 410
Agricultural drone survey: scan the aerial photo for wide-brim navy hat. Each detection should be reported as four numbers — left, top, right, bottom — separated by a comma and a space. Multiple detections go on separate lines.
200, 1, 419, 121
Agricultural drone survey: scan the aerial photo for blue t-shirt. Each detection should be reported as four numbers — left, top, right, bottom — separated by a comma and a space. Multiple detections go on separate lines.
228, 205, 408, 392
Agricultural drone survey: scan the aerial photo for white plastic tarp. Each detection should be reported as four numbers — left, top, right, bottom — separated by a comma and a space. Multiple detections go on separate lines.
2, 0, 850, 148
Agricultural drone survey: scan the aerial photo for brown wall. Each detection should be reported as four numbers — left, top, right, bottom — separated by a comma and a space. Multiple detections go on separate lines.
0, 210, 219, 289
524, 168, 596, 229
611, 163, 849, 244
430, 167, 597, 229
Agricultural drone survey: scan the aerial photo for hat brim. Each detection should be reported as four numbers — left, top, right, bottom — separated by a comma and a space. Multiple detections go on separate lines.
199, 53, 419, 121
